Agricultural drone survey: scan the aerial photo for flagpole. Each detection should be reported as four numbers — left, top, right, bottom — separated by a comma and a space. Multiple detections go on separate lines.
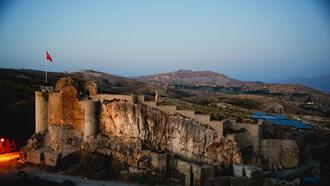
46, 62, 48, 83
45, 49, 48, 84
44, 53, 47, 84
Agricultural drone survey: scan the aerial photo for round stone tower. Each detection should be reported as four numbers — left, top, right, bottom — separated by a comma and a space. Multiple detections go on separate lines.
35, 91, 48, 133
81, 100, 99, 141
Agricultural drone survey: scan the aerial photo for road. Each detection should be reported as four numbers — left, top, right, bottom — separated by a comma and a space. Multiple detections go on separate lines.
17, 167, 142, 186
0, 152, 20, 176
0, 152, 144, 186
0, 152, 20, 162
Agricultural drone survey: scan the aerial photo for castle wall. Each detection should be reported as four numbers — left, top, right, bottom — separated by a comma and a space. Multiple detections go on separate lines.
192, 114, 211, 125
208, 121, 224, 135
261, 139, 299, 169
80, 100, 99, 141
35, 91, 48, 133
97, 94, 133, 102
143, 101, 157, 108
47, 85, 84, 132
136, 95, 145, 103
155, 105, 177, 114
225, 121, 262, 152
45, 125, 80, 158
177, 110, 195, 118
226, 132, 253, 149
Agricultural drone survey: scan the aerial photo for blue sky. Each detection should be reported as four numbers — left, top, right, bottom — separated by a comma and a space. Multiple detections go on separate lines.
0, 0, 329, 82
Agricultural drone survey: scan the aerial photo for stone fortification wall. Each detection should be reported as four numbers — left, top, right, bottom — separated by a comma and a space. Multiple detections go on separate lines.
35, 91, 48, 133
155, 105, 177, 114
225, 121, 261, 137
261, 139, 299, 169
97, 94, 133, 102
176, 110, 195, 118
224, 120, 262, 151
226, 132, 253, 149
47, 79, 84, 132
80, 100, 99, 141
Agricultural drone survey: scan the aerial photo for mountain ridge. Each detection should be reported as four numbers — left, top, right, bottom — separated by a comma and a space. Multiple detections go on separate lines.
135, 69, 247, 86
284, 74, 330, 93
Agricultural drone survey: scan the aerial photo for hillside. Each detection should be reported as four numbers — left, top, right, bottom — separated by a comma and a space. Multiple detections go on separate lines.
135, 69, 330, 116
285, 74, 330, 93
135, 69, 244, 86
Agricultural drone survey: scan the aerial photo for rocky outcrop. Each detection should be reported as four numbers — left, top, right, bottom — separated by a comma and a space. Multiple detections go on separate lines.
259, 102, 284, 114
99, 100, 242, 166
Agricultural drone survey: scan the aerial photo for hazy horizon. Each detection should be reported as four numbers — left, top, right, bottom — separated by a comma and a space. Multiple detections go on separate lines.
0, 0, 330, 82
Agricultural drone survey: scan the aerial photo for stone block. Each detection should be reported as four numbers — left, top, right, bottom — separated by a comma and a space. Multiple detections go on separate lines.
244, 165, 263, 186
209, 176, 231, 186
44, 151, 61, 166
26, 150, 43, 164
129, 166, 145, 173
244, 165, 259, 178
176, 159, 192, 186
151, 152, 167, 171
233, 164, 244, 177
192, 164, 214, 186
166, 153, 176, 172
230, 177, 250, 186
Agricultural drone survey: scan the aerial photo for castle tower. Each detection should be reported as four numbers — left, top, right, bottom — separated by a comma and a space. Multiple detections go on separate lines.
80, 100, 99, 141
155, 90, 161, 104
35, 91, 48, 133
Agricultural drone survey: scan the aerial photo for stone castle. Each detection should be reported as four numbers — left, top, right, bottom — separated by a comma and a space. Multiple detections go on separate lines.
23, 77, 299, 186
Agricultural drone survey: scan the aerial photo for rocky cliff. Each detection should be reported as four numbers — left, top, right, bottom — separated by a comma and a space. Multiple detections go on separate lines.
99, 100, 242, 166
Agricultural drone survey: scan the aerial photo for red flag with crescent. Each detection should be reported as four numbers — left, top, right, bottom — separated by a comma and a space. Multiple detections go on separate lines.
46, 51, 53, 62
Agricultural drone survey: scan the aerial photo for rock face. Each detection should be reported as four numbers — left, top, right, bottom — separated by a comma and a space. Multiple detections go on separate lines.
99, 100, 242, 166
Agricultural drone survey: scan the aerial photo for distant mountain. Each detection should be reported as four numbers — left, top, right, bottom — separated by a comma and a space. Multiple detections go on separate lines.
285, 74, 330, 93
135, 69, 245, 86
134, 70, 330, 116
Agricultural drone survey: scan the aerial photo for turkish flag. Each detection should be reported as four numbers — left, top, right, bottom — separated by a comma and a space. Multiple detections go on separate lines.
46, 51, 53, 62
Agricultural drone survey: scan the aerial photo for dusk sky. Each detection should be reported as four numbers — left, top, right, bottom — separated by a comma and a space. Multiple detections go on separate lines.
0, 0, 329, 82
